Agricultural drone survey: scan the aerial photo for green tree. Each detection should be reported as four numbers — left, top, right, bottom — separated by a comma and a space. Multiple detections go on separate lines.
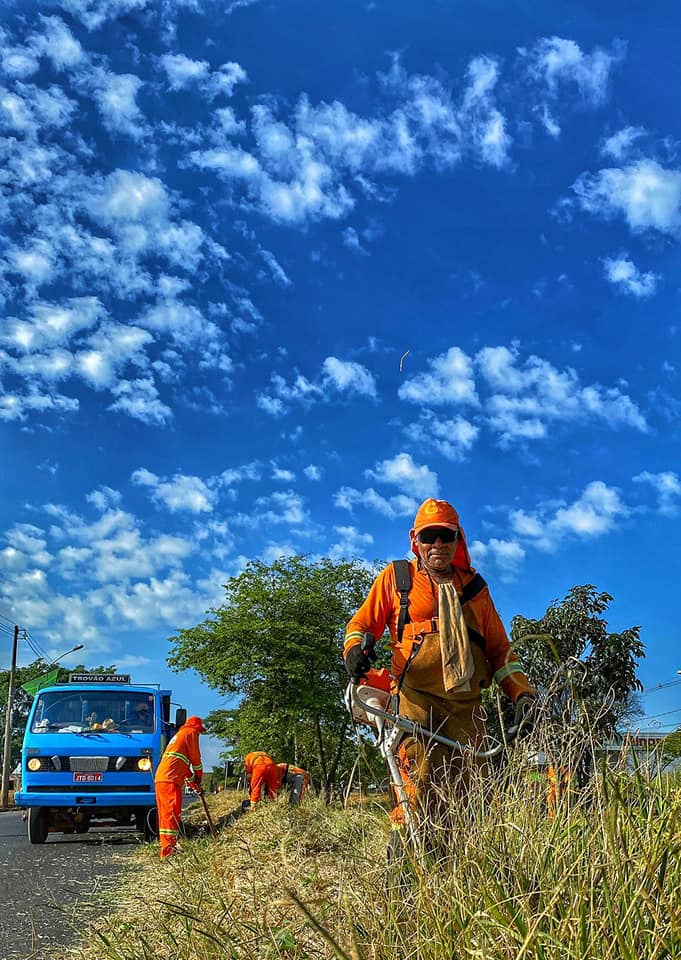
0, 659, 117, 769
660, 728, 681, 768
509, 584, 644, 738
167, 555, 378, 798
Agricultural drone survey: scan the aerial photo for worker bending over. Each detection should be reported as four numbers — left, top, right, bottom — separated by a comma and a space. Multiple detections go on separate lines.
244, 751, 279, 805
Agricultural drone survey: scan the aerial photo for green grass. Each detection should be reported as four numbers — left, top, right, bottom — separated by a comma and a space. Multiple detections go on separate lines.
54, 764, 681, 960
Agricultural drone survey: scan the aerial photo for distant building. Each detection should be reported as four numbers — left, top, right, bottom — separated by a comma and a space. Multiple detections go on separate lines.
599, 731, 680, 775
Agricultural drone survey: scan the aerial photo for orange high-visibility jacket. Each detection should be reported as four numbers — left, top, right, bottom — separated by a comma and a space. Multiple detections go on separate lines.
345, 557, 535, 704
244, 751, 272, 775
155, 721, 203, 785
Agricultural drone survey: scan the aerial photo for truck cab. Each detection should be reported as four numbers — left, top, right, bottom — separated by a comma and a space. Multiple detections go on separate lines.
14, 673, 186, 844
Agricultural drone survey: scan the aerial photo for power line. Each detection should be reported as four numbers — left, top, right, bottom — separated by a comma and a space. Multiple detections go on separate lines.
639, 706, 681, 722
643, 678, 681, 694
23, 629, 49, 662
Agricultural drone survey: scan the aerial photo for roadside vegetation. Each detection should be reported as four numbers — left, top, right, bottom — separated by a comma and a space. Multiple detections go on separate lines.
56, 757, 680, 960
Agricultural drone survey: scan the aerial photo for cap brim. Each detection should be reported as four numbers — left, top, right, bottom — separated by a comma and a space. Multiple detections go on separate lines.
414, 521, 459, 534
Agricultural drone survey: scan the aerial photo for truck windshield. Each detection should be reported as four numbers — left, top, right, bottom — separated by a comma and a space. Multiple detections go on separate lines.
31, 691, 156, 733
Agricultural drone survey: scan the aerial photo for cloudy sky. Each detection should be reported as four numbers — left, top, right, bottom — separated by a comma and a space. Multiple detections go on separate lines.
1, 0, 680, 766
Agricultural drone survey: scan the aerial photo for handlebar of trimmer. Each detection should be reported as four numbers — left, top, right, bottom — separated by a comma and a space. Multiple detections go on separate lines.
347, 681, 520, 760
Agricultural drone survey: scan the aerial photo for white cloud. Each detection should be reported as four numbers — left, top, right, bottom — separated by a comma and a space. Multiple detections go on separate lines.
271, 466, 295, 482
58, 0, 149, 31
87, 169, 170, 225
603, 254, 659, 298
633, 470, 681, 515
88, 69, 147, 140
1, 297, 104, 353
510, 480, 626, 550
257, 357, 376, 416
40, 18, 84, 70
261, 542, 297, 564
108, 377, 172, 425
322, 357, 377, 397
160, 53, 210, 90
399, 346, 478, 406
0, 484, 234, 658
159, 54, 247, 99
342, 227, 368, 255
0, 389, 79, 422
327, 525, 373, 560
573, 160, 681, 237
366, 452, 438, 499
475, 344, 647, 441
131, 468, 216, 513
601, 126, 645, 161
406, 412, 479, 460
469, 537, 525, 581
304, 464, 322, 481
252, 489, 309, 526
76, 322, 152, 388
189, 52, 516, 226
334, 485, 417, 518
260, 249, 292, 286
523, 36, 623, 106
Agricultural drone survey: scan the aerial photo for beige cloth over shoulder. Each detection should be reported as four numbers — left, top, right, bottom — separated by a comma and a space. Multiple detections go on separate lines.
438, 582, 475, 693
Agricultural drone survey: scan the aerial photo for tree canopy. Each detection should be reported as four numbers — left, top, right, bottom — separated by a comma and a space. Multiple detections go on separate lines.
167, 555, 378, 796
510, 584, 644, 738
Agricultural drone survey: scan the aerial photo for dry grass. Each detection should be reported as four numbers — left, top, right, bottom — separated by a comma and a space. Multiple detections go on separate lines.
52, 765, 681, 960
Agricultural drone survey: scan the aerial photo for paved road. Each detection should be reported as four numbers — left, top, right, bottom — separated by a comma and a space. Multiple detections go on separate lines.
0, 809, 142, 960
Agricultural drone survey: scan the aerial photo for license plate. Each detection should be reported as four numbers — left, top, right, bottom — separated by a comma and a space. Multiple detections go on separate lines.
73, 772, 103, 783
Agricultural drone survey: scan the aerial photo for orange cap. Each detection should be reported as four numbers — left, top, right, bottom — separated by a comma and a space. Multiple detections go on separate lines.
186, 715, 206, 733
412, 498, 460, 534
410, 498, 473, 571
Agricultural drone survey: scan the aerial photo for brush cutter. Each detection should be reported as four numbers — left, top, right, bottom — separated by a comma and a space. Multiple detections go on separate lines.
345, 675, 520, 849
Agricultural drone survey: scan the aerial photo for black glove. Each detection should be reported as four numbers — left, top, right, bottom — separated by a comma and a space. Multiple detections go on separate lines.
514, 694, 539, 736
344, 636, 377, 681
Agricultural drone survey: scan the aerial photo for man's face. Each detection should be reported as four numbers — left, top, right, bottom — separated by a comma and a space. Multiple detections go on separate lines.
135, 702, 149, 715
413, 525, 458, 575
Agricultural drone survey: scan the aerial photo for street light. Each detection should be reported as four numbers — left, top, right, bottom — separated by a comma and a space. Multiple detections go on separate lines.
1, 637, 85, 808
51, 643, 84, 665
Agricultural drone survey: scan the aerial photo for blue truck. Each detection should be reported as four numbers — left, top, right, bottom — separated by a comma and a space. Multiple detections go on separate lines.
14, 673, 186, 844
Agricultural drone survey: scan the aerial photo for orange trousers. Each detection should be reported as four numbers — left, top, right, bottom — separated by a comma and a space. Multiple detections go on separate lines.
250, 760, 279, 804
155, 780, 182, 858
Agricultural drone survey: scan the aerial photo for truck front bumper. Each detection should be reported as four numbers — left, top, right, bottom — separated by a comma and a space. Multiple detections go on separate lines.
14, 788, 156, 808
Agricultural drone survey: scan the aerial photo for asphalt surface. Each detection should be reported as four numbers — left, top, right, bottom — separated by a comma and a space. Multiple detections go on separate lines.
0, 809, 143, 960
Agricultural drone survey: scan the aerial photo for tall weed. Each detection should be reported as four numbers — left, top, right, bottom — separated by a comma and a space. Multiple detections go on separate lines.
56, 761, 681, 960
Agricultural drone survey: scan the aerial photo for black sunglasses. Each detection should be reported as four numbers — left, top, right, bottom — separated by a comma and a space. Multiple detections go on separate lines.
417, 527, 458, 544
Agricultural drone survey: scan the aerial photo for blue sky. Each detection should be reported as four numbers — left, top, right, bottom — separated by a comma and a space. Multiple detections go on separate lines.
1, 0, 680, 768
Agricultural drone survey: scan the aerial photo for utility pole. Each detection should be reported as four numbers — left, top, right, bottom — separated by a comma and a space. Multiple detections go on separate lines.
1, 625, 19, 808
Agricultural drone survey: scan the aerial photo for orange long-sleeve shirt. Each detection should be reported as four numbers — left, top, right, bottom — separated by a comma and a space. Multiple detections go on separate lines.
344, 559, 534, 704
155, 723, 203, 784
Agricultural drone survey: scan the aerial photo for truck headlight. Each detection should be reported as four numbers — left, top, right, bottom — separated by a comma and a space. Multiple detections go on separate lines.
27, 758, 42, 771
137, 757, 152, 772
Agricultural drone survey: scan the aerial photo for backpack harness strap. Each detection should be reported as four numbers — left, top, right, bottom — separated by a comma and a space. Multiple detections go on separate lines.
391, 561, 488, 694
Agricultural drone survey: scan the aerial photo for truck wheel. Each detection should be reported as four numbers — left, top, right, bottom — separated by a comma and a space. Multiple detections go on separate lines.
141, 807, 158, 842
28, 807, 49, 845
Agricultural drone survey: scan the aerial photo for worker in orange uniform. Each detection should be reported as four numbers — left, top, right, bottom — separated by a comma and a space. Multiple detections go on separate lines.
547, 764, 571, 818
154, 715, 205, 859
277, 763, 311, 804
244, 751, 279, 806
344, 498, 538, 829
